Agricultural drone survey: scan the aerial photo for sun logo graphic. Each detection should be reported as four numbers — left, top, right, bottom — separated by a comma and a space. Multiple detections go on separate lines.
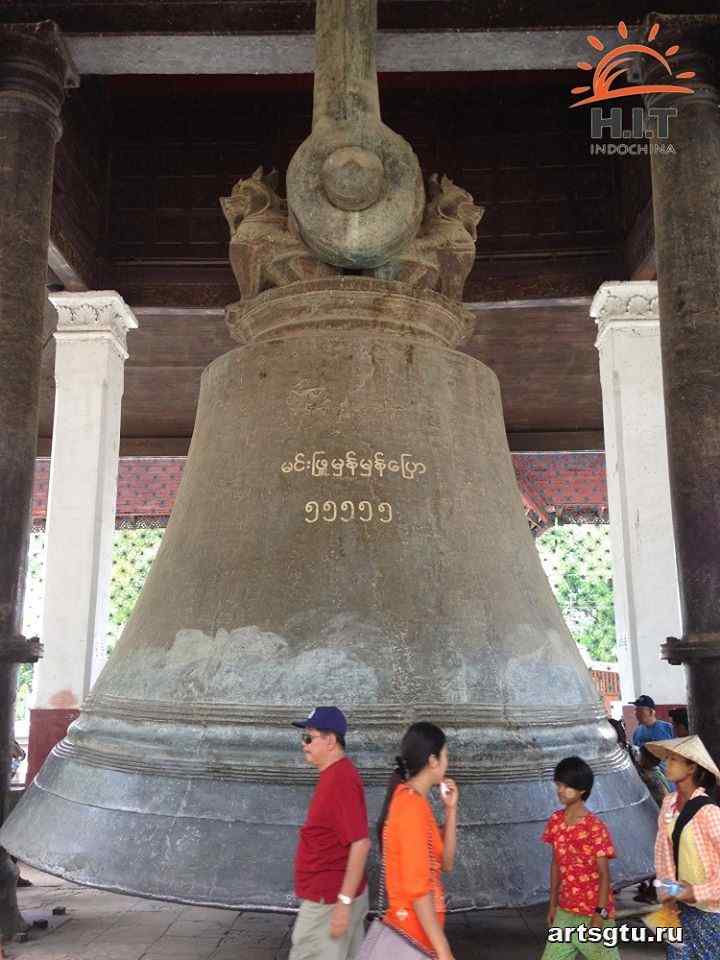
570, 20, 696, 108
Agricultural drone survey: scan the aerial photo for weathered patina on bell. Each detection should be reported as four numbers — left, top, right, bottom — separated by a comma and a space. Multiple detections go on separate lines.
2, 0, 658, 911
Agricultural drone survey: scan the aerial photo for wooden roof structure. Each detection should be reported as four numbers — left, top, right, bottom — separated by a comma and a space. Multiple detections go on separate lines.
0, 0, 675, 456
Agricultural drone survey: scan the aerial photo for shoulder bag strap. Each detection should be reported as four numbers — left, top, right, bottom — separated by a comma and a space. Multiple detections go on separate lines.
377, 824, 387, 916
672, 796, 716, 873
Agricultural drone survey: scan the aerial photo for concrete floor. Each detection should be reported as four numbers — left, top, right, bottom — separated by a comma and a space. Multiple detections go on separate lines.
5, 866, 667, 960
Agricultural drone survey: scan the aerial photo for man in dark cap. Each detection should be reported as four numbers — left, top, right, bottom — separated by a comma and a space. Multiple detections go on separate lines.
289, 706, 370, 960
627, 696, 675, 904
629, 695, 674, 750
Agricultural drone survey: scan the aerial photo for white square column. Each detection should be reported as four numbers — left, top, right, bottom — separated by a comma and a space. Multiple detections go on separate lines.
591, 281, 684, 706
30, 293, 137, 764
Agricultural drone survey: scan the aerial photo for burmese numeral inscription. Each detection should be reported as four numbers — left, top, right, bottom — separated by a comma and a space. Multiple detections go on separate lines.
283, 446, 417, 527
304, 500, 393, 524
282, 450, 426, 480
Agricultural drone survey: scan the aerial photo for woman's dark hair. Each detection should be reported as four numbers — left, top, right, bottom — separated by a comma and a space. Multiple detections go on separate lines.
554, 756, 594, 800
692, 763, 718, 796
376, 722, 446, 845
640, 746, 662, 769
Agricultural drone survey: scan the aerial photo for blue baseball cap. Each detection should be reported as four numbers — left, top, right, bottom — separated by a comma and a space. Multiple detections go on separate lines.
630, 695, 656, 709
292, 706, 347, 737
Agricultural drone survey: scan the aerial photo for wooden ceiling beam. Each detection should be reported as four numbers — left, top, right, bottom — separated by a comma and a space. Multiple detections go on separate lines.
110, 255, 623, 310
0, 2, 679, 34
36, 431, 604, 459
509, 431, 603, 452
64, 28, 626, 76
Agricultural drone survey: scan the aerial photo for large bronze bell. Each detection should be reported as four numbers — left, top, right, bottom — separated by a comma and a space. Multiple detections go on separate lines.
2, 0, 657, 911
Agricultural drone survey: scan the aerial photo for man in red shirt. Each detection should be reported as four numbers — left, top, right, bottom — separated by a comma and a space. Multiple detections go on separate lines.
290, 706, 370, 960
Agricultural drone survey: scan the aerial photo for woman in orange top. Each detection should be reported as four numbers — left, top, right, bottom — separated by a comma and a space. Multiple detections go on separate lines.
377, 722, 459, 960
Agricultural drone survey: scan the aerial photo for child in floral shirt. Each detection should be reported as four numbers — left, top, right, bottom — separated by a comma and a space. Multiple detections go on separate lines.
541, 756, 621, 959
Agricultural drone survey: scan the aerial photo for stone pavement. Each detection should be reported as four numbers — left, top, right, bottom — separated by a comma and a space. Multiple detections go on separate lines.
5, 866, 666, 960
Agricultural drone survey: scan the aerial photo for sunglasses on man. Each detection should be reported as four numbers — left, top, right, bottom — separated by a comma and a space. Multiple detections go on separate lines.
301, 732, 327, 745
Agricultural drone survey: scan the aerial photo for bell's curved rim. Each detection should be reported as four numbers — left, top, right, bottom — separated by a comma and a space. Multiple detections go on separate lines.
2, 778, 659, 913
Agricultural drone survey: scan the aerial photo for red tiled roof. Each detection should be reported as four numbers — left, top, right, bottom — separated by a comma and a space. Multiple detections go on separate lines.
32, 452, 608, 522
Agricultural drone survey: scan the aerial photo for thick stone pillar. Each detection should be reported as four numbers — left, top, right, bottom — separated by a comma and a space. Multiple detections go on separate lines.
591, 281, 684, 710
645, 19, 720, 760
0, 21, 76, 939
27, 293, 137, 785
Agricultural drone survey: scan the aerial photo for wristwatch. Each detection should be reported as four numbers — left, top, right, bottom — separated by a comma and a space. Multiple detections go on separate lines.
337, 893, 352, 905
596, 906, 609, 919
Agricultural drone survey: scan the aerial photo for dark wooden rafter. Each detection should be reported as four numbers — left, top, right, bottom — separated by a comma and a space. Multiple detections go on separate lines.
103, 75, 624, 287
0, 1, 704, 34
108, 253, 623, 310
35, 430, 604, 458
37, 293, 606, 453
31, 28, 642, 452
49, 78, 109, 290
61, 32, 634, 76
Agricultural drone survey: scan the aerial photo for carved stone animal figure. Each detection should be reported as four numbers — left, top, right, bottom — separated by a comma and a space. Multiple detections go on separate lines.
221, 167, 339, 299
373, 174, 484, 301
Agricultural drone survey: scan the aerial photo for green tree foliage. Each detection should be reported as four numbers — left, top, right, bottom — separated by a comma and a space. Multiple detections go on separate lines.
18, 527, 164, 722
107, 528, 164, 650
17, 531, 48, 722
536, 524, 617, 662
16, 663, 33, 722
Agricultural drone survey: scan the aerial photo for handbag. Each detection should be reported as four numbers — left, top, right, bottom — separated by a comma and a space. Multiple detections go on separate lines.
357, 794, 438, 960
357, 917, 435, 959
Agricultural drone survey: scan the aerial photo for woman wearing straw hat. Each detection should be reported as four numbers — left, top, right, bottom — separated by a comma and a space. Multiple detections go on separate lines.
646, 735, 720, 958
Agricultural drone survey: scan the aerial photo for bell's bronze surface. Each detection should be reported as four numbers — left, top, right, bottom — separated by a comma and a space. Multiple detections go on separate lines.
2, 0, 658, 912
